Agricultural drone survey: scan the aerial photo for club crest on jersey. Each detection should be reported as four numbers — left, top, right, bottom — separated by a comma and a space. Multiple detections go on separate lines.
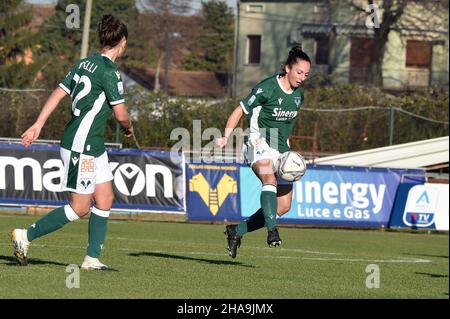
278, 98, 283, 105
256, 88, 264, 94
80, 179, 93, 189
294, 96, 302, 108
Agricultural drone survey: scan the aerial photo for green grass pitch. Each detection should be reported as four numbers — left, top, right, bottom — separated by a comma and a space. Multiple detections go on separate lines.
0, 214, 448, 298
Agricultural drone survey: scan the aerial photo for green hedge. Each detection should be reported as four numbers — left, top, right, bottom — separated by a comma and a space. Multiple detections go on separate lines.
2, 84, 448, 155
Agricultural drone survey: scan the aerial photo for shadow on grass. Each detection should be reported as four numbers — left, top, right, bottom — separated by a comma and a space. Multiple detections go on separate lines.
128, 251, 255, 268
0, 255, 119, 271
415, 272, 448, 279
0, 255, 69, 267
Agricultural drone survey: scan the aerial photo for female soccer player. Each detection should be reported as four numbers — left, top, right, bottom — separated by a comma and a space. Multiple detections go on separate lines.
217, 45, 311, 258
10, 15, 133, 270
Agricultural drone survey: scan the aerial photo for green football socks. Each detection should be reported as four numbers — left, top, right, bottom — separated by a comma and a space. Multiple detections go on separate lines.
87, 207, 110, 258
236, 184, 278, 236
260, 184, 278, 231
27, 205, 80, 241
236, 208, 265, 236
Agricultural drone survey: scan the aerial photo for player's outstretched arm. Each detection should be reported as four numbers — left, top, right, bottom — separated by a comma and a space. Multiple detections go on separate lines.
21, 87, 68, 148
112, 103, 133, 137
217, 105, 244, 148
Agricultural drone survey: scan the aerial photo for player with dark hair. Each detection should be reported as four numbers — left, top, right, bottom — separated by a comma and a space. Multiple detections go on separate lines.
217, 45, 311, 258
10, 15, 132, 270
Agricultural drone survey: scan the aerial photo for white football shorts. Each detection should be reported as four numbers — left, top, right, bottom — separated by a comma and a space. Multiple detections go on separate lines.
60, 147, 114, 194
242, 138, 292, 185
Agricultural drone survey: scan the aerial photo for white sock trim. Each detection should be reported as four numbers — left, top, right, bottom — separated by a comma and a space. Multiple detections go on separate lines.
262, 184, 277, 193
91, 206, 110, 218
64, 205, 80, 221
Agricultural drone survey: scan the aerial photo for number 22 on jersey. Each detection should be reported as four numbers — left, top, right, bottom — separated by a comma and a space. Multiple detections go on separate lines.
70, 74, 91, 116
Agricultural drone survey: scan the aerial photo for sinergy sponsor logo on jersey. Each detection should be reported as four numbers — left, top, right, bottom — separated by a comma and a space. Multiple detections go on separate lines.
271, 108, 298, 121
0, 156, 174, 198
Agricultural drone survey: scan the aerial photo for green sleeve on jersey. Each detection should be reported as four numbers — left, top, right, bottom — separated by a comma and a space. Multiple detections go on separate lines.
240, 86, 270, 114
286, 91, 303, 149
286, 117, 297, 144
103, 70, 125, 106
59, 65, 78, 94
299, 90, 305, 109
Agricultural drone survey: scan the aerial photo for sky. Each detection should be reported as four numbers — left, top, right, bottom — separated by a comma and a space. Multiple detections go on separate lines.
136, 0, 236, 14
23, 0, 237, 12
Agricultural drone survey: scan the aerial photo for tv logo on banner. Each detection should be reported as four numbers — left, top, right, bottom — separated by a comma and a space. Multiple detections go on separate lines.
402, 185, 438, 227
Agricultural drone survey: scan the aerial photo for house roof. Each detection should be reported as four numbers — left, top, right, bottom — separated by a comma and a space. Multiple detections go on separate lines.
28, 5, 55, 31
311, 136, 449, 170
122, 65, 229, 98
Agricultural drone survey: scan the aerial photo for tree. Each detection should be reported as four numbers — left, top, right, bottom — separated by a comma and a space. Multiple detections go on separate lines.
0, 0, 41, 87
348, 0, 448, 87
7, 0, 143, 140
182, 0, 234, 74
36, 0, 141, 87
137, 0, 191, 93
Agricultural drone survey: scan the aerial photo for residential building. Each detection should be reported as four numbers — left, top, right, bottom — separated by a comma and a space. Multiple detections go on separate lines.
234, 0, 449, 97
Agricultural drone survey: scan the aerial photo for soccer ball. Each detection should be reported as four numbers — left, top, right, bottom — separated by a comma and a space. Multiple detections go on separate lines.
276, 151, 307, 182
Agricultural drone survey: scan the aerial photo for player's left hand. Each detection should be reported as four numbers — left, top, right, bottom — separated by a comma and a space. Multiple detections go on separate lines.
122, 126, 133, 138
216, 136, 228, 148
21, 125, 42, 148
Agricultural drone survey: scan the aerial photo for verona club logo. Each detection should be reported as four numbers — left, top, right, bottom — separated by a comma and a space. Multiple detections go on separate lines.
189, 173, 237, 215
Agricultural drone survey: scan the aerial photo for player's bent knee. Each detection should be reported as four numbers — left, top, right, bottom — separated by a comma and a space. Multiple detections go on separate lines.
72, 206, 91, 217
95, 202, 113, 212
258, 171, 277, 185
95, 193, 114, 209
254, 160, 276, 176
104, 193, 114, 205
277, 205, 291, 217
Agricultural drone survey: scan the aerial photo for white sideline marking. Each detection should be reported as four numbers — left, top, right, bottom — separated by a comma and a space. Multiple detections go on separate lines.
277, 256, 432, 263
0, 243, 432, 264
276, 248, 341, 255
118, 248, 431, 264
108, 236, 341, 255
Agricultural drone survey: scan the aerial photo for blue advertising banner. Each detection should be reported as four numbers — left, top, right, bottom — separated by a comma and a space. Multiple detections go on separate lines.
240, 164, 426, 228
186, 163, 241, 221
0, 143, 184, 213
389, 183, 449, 230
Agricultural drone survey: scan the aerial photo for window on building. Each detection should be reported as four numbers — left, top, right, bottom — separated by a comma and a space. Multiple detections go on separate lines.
247, 35, 261, 64
315, 37, 329, 65
246, 4, 264, 13
406, 40, 432, 68
349, 37, 374, 83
